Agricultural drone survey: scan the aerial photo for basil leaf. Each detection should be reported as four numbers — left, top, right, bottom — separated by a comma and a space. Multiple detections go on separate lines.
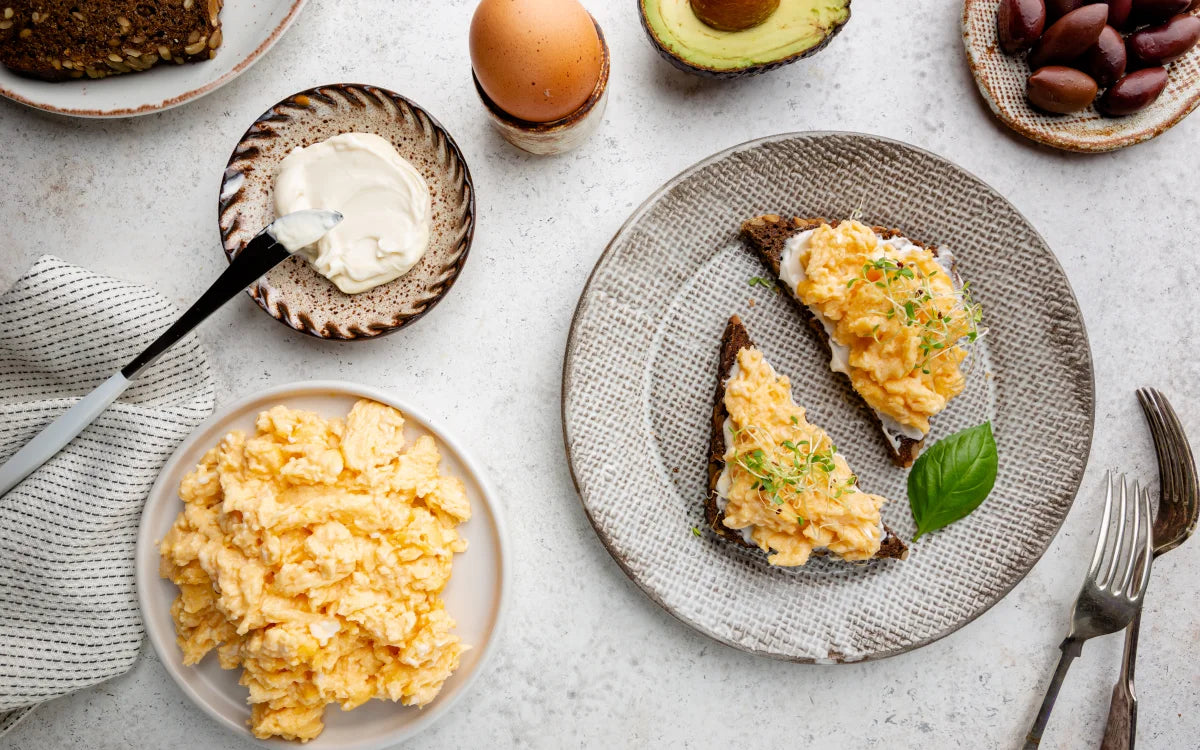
907, 422, 998, 540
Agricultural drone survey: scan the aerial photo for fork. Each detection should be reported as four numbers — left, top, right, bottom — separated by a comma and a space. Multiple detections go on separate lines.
1023, 473, 1154, 749
1099, 389, 1198, 750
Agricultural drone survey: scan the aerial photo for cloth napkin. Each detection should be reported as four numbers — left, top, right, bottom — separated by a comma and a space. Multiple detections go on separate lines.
0, 257, 215, 736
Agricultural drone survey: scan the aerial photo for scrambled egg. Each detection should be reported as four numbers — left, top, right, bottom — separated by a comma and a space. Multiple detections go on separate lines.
791, 220, 977, 434
721, 347, 888, 565
159, 400, 471, 742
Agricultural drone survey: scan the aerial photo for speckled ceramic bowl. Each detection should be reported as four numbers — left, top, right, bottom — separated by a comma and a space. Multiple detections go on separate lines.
218, 84, 475, 339
964, 0, 1200, 152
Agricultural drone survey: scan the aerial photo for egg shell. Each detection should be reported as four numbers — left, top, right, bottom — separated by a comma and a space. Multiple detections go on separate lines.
469, 0, 603, 123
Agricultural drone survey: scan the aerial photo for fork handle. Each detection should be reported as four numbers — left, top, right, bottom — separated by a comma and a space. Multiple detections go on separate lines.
1024, 637, 1084, 749
1099, 609, 1143, 750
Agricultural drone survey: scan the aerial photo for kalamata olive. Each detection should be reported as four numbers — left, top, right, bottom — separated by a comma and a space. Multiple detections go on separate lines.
1100, 0, 1133, 28
1130, 0, 1192, 25
1085, 25, 1128, 86
1128, 14, 1200, 65
1047, 0, 1087, 18
1029, 4, 1109, 67
999, 0, 1048, 52
1098, 67, 1169, 113
1027, 66, 1100, 112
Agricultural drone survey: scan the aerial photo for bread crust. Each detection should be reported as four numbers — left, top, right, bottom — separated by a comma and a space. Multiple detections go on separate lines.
739, 215, 962, 468
706, 315, 908, 561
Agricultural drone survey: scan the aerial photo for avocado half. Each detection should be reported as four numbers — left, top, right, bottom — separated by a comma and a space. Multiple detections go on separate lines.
639, 0, 852, 78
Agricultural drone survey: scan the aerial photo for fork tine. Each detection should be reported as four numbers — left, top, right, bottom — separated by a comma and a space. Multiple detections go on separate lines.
1138, 388, 1169, 462
1101, 474, 1129, 588
1153, 388, 1197, 502
1133, 485, 1154, 599
1118, 480, 1143, 594
1139, 389, 1176, 508
1088, 471, 1114, 577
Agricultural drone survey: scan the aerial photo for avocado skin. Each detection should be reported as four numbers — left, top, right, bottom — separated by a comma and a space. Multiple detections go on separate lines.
638, 0, 853, 78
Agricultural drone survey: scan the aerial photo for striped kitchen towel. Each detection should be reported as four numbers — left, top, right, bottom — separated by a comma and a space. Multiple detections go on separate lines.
0, 256, 215, 736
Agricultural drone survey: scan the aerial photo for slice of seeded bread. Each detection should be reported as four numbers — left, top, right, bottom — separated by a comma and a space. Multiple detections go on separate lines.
0, 0, 223, 81
706, 315, 908, 561
740, 215, 961, 468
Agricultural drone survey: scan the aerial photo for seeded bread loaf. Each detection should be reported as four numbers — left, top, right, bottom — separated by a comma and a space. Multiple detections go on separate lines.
707, 315, 908, 561
0, 0, 223, 81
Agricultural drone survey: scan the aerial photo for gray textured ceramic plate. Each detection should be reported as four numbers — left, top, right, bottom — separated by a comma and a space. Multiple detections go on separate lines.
219, 83, 475, 340
562, 132, 1095, 662
964, 0, 1200, 152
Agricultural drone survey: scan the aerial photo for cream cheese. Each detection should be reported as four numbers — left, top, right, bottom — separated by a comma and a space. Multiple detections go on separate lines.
273, 132, 433, 295
714, 361, 756, 546
267, 209, 343, 253
778, 227, 959, 444
780, 229, 854, 377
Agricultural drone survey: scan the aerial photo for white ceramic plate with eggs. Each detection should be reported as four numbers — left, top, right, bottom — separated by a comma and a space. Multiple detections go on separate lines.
135, 381, 509, 749
0, 0, 307, 117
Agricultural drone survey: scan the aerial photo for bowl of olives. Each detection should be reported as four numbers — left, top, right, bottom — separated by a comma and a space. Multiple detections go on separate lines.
964, 0, 1200, 151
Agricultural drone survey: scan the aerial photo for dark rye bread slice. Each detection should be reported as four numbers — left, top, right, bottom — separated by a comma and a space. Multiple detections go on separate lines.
740, 215, 960, 468
0, 0, 223, 81
706, 315, 908, 562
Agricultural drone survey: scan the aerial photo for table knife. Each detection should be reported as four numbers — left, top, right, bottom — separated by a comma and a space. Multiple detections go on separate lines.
0, 209, 341, 498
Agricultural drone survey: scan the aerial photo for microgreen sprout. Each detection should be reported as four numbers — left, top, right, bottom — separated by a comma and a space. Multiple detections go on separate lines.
730, 423, 855, 513
846, 252, 985, 376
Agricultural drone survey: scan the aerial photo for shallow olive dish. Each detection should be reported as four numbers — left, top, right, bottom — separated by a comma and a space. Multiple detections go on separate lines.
639, 0, 852, 78
963, 0, 1200, 152
218, 83, 475, 339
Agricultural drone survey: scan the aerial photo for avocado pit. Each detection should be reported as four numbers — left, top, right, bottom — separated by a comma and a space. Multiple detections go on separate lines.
690, 0, 781, 32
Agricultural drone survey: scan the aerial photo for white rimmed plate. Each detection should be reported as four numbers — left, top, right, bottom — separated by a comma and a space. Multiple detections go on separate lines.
135, 381, 508, 749
0, 0, 307, 118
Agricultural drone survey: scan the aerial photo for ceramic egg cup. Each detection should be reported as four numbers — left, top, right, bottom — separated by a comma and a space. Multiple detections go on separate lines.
473, 16, 610, 156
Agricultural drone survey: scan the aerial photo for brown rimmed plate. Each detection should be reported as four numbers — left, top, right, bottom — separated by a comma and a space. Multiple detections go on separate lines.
218, 83, 475, 340
562, 132, 1095, 662
964, 0, 1200, 153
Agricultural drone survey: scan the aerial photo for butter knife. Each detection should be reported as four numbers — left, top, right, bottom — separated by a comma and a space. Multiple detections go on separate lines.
0, 209, 341, 498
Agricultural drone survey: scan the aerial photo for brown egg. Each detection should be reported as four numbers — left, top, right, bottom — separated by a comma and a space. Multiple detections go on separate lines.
469, 0, 603, 123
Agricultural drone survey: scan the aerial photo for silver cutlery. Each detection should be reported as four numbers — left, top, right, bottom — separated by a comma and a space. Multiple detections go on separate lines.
1024, 472, 1154, 749
1099, 389, 1198, 750
0, 209, 342, 498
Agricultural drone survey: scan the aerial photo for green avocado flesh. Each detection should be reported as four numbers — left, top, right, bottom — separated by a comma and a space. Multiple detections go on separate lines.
643, 0, 850, 71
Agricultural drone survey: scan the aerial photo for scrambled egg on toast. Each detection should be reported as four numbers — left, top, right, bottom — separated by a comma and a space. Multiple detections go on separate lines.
706, 316, 908, 566
741, 217, 982, 467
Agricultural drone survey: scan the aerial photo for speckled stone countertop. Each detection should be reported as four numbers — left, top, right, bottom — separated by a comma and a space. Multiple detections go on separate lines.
1, 0, 1198, 748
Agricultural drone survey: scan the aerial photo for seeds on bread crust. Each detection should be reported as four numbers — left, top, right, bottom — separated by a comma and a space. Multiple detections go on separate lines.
0, 0, 225, 81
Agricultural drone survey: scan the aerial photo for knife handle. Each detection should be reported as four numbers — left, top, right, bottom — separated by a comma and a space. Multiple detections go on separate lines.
0, 372, 130, 497
1099, 609, 1142, 750
122, 234, 289, 378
